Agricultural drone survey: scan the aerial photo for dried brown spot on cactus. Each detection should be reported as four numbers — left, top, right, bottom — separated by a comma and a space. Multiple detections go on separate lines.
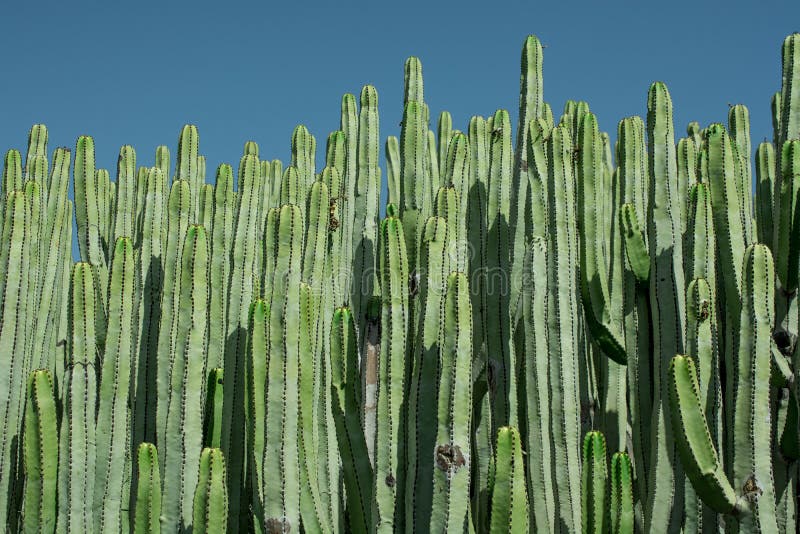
741, 474, 763, 502
385, 474, 396, 487
435, 443, 466, 472
265, 517, 291, 533
699, 300, 710, 320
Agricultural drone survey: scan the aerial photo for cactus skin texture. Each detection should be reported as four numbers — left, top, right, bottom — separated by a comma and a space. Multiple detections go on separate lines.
488, 427, 528, 533
134, 443, 161, 534
193, 448, 229, 534
22, 369, 58, 534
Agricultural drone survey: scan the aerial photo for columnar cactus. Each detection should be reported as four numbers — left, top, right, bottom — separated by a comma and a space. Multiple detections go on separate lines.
330, 306, 373, 534
22, 369, 58, 534
373, 214, 409, 533
1, 30, 799, 534
161, 225, 210, 532
193, 448, 229, 534
57, 262, 99, 534
488, 427, 528, 533
94, 237, 135, 533
581, 431, 608, 534
133, 443, 161, 534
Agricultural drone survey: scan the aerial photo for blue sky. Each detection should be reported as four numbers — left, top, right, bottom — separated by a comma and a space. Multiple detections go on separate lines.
1, 1, 798, 240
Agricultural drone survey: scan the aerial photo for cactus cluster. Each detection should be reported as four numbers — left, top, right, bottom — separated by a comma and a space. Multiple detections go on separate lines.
1, 31, 800, 534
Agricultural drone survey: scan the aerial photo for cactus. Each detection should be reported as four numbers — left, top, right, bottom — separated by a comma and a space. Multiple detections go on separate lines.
644, 81, 687, 532
94, 237, 135, 533
222, 152, 261, 531
0, 190, 30, 528
610, 452, 635, 534
520, 236, 555, 532
405, 216, 448, 530
193, 448, 229, 534
428, 272, 473, 533
373, 215, 409, 533
161, 225, 210, 532
670, 244, 780, 530
22, 369, 58, 534
488, 427, 528, 533
57, 262, 99, 534
544, 123, 583, 531
330, 306, 373, 533
1, 31, 800, 534
133, 443, 161, 534
581, 431, 608, 534
258, 204, 304, 533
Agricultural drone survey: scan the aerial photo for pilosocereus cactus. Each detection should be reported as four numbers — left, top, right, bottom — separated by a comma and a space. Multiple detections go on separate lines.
2, 31, 800, 534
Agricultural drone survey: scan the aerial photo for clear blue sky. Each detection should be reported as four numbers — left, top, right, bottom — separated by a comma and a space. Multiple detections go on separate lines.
1, 1, 798, 243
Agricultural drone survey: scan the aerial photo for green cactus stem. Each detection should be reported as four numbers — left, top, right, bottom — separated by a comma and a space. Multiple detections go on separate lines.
133, 443, 161, 534
193, 448, 228, 534
428, 272, 473, 533
161, 225, 210, 532
610, 452, 634, 534
94, 237, 135, 533
581, 431, 608, 534
488, 427, 529, 533
57, 262, 99, 534
330, 306, 373, 534
22, 369, 58, 534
